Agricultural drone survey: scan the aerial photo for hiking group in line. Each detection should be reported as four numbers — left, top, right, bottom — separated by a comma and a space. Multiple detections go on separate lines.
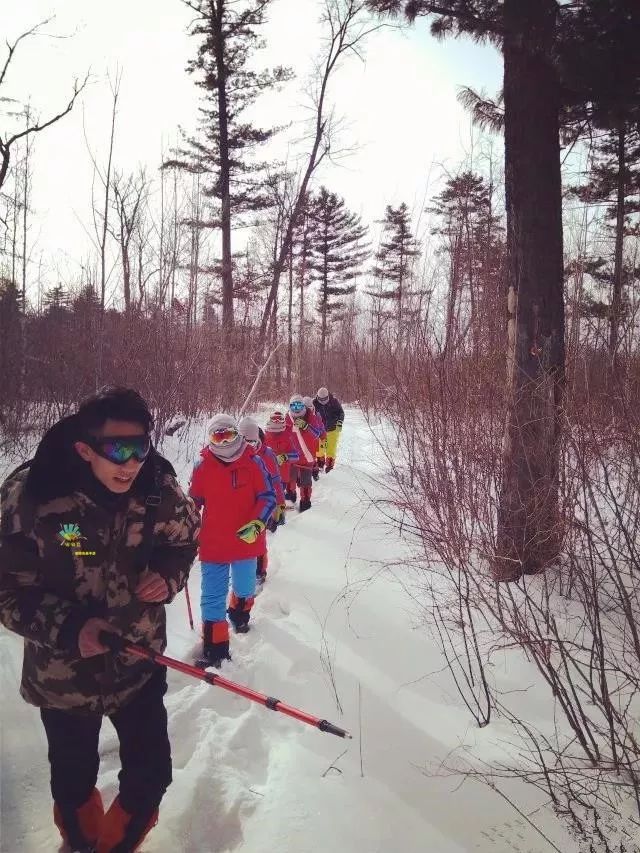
0, 384, 345, 852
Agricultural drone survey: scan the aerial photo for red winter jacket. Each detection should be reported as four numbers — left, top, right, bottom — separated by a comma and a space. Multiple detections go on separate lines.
189, 445, 276, 562
308, 410, 326, 443
286, 412, 322, 469
257, 444, 285, 505
264, 428, 299, 483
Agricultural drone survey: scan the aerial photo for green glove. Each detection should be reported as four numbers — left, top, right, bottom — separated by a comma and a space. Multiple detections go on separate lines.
276, 453, 288, 465
294, 418, 308, 430
236, 519, 266, 544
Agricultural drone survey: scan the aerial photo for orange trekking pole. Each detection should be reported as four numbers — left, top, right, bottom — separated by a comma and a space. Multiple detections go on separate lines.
100, 633, 350, 739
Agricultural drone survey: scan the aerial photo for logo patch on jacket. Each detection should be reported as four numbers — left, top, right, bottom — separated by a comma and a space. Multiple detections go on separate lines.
57, 523, 97, 556
57, 523, 85, 547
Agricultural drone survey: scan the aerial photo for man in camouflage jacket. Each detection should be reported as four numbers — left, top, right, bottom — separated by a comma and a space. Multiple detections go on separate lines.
0, 387, 200, 853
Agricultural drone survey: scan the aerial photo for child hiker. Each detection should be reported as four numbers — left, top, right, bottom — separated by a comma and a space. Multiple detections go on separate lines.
285, 394, 322, 512
0, 387, 201, 853
189, 414, 275, 666
263, 409, 299, 508
238, 417, 285, 585
303, 396, 327, 482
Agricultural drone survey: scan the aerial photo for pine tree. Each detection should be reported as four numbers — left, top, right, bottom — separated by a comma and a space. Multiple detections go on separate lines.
366, 0, 640, 579
571, 126, 640, 362
368, 202, 420, 348
0, 277, 23, 409
43, 284, 70, 316
429, 172, 505, 357
561, 1, 640, 366
307, 188, 369, 368
167, 0, 293, 332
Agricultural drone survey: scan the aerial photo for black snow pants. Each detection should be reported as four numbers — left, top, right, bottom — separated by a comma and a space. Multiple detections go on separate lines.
40, 667, 172, 816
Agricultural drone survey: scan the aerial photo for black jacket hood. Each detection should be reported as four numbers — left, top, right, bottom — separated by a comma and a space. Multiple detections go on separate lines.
22, 414, 174, 504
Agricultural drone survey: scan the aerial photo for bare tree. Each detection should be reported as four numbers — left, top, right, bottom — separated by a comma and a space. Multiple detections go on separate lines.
110, 168, 148, 312
0, 20, 87, 192
258, 0, 384, 348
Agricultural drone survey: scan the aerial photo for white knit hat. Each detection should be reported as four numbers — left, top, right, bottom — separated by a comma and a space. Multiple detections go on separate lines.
317, 387, 329, 402
238, 416, 260, 443
207, 413, 244, 461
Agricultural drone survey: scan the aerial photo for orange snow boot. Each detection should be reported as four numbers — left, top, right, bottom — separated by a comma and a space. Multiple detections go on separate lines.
54, 788, 104, 848
96, 796, 158, 852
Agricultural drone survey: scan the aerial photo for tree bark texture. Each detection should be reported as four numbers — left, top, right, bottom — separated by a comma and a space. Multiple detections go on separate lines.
494, 0, 566, 580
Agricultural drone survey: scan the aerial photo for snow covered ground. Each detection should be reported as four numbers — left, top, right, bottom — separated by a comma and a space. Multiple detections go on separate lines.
0, 407, 579, 852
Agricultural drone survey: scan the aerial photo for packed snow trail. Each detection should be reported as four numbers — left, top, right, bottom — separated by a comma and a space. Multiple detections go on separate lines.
0, 408, 576, 852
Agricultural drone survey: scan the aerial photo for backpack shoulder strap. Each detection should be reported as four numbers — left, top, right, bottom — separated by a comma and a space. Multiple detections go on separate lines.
136, 462, 163, 573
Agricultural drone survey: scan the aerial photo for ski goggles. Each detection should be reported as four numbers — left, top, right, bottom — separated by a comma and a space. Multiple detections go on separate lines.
86, 434, 151, 465
289, 401, 305, 414
209, 427, 239, 446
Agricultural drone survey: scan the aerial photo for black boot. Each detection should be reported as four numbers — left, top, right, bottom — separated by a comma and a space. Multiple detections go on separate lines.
228, 598, 252, 634
285, 488, 297, 503
299, 498, 311, 513
312, 466, 319, 481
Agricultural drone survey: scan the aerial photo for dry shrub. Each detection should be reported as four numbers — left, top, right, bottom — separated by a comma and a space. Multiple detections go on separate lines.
368, 341, 640, 852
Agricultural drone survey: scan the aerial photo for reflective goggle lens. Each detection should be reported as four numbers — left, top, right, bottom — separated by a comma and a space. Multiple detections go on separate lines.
209, 427, 238, 445
92, 435, 151, 464
290, 402, 305, 413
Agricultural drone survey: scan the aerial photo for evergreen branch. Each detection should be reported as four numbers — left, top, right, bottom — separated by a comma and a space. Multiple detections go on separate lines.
457, 85, 504, 132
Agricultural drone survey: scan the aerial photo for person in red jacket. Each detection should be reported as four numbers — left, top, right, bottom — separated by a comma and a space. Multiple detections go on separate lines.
303, 396, 326, 482
189, 414, 276, 666
264, 410, 299, 506
238, 417, 285, 585
286, 394, 322, 512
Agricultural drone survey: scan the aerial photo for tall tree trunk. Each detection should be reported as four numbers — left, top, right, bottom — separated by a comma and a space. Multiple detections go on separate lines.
608, 122, 626, 368
298, 242, 306, 388
213, 0, 233, 332
494, 0, 565, 581
97, 76, 119, 387
121, 233, 131, 312
443, 232, 461, 359
320, 241, 328, 372
20, 120, 30, 405
11, 163, 18, 286
287, 245, 294, 383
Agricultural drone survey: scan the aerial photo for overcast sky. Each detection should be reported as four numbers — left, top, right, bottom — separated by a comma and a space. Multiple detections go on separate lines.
4, 0, 502, 293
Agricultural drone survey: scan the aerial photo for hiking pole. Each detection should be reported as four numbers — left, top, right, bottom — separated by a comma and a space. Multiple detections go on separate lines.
100, 633, 351, 739
184, 581, 194, 630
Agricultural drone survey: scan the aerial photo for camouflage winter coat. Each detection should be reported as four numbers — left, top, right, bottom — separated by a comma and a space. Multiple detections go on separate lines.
0, 454, 200, 715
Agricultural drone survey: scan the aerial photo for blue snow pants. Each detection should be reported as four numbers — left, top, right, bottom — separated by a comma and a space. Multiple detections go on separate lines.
200, 559, 257, 622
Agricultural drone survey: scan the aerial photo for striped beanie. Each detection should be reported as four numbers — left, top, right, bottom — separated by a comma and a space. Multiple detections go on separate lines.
266, 410, 286, 433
